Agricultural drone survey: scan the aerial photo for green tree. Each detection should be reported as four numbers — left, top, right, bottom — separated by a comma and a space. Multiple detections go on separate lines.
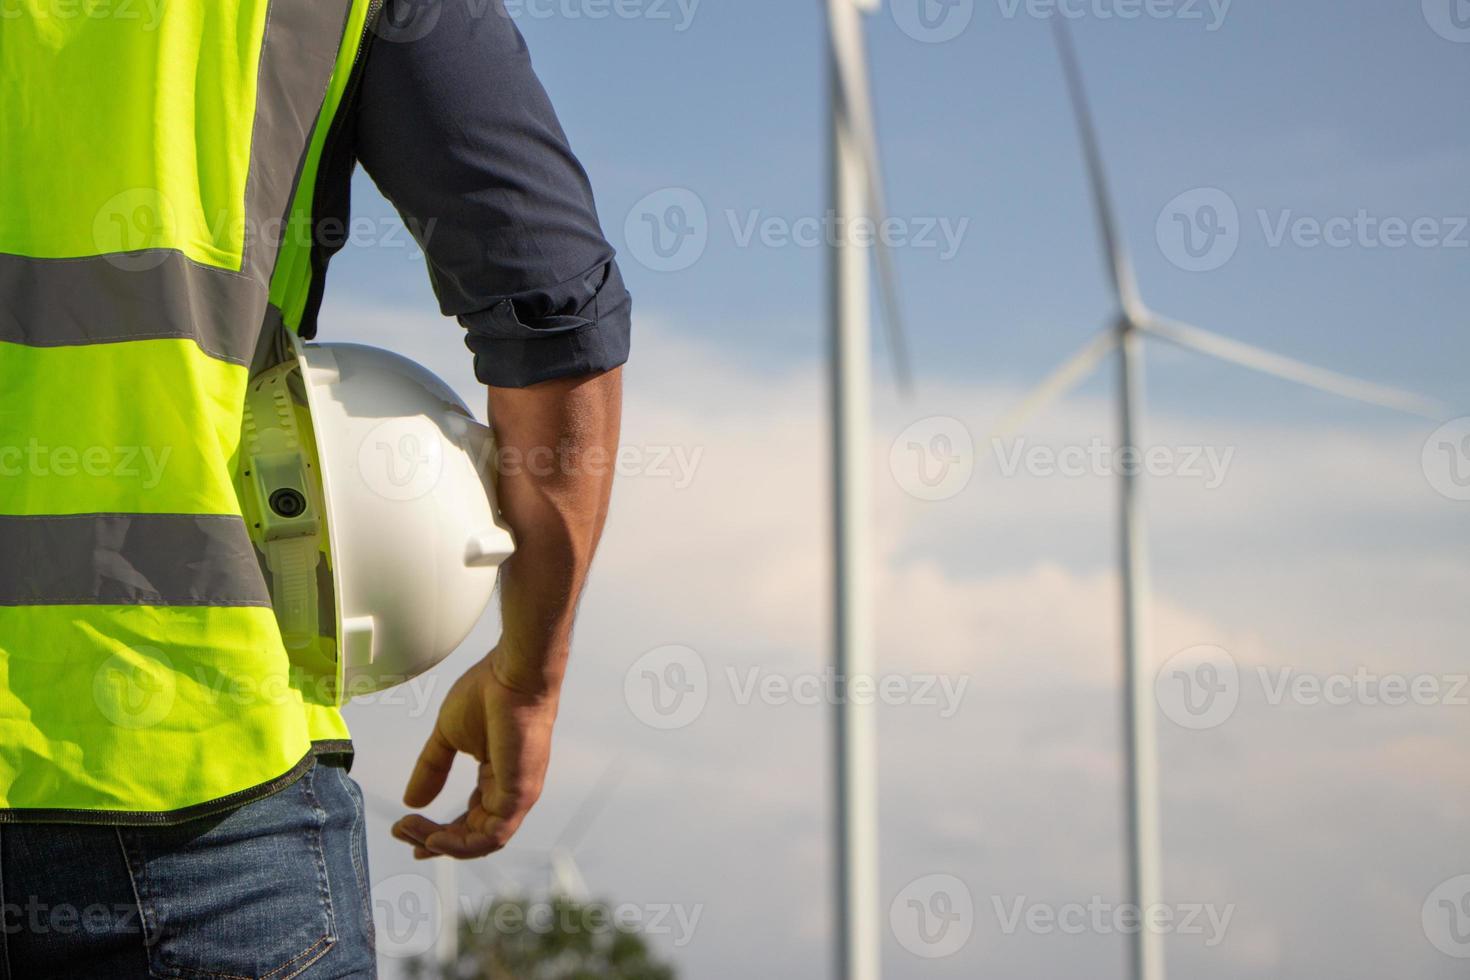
406, 896, 677, 980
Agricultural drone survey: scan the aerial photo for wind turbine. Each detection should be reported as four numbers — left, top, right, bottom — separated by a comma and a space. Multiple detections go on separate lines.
823, 0, 913, 978
544, 757, 627, 901
359, 786, 520, 973
992, 19, 1446, 980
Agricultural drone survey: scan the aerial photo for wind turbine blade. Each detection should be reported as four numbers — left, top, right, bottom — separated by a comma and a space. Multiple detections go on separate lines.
555, 757, 627, 855
1051, 17, 1144, 320
1143, 316, 1446, 419
987, 327, 1119, 446
828, 0, 914, 396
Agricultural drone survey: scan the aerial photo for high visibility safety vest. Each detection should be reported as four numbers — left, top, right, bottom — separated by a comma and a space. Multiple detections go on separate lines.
0, 0, 382, 821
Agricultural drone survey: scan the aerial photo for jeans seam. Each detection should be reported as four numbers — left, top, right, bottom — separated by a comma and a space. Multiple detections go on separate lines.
332, 766, 374, 948
331, 767, 365, 894
116, 828, 159, 976
162, 933, 335, 980
300, 768, 338, 946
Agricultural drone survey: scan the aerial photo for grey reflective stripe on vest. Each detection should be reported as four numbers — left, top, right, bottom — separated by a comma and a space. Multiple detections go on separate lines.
0, 514, 272, 607
0, 252, 267, 365
0, 0, 357, 363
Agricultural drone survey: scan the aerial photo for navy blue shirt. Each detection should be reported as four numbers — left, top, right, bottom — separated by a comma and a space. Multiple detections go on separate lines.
309, 0, 631, 388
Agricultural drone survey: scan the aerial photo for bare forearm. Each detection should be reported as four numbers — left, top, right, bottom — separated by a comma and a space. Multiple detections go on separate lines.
485, 366, 622, 694
395, 367, 622, 858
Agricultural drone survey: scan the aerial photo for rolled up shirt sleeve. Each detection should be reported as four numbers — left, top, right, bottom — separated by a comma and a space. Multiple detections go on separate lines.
351, 0, 631, 387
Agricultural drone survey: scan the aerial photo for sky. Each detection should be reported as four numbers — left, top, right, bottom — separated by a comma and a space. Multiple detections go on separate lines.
321, 1, 1470, 977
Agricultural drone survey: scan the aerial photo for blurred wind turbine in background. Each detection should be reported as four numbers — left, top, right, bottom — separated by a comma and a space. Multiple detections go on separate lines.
358, 788, 501, 972
362, 760, 626, 971
544, 757, 627, 900
823, 0, 914, 977
989, 17, 1446, 980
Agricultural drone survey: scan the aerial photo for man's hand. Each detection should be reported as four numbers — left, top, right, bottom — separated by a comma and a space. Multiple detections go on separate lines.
394, 366, 622, 859
392, 648, 559, 859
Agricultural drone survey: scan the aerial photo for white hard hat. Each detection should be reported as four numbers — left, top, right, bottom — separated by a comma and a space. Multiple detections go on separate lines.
238, 340, 514, 701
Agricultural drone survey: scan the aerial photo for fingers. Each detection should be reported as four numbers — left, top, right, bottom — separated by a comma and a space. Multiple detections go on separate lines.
423, 822, 499, 860
391, 813, 442, 850
398, 774, 542, 860
394, 786, 497, 860
403, 725, 456, 808
474, 775, 540, 843
390, 817, 441, 859
398, 807, 499, 861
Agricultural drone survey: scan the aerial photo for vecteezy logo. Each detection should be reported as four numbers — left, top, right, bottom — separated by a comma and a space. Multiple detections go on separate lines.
623, 188, 708, 272
93, 188, 177, 272
1156, 188, 1240, 272
890, 874, 975, 959
93, 647, 177, 730
1422, 418, 1470, 501
373, 873, 444, 959
372, 0, 444, 43
890, 0, 974, 43
624, 644, 708, 729
1156, 644, 1240, 730
359, 418, 446, 502
1423, 875, 1470, 958
889, 416, 975, 502
1423, 0, 1470, 42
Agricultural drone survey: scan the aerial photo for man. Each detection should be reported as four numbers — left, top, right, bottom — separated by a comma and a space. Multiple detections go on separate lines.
0, 0, 627, 975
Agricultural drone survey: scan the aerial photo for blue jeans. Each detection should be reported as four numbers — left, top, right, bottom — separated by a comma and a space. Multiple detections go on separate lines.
0, 758, 376, 979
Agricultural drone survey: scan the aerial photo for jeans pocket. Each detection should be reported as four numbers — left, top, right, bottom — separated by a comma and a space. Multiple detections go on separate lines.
118, 772, 337, 980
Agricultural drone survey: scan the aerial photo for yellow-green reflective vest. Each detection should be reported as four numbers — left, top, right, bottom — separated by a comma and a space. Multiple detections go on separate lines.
0, 0, 380, 822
